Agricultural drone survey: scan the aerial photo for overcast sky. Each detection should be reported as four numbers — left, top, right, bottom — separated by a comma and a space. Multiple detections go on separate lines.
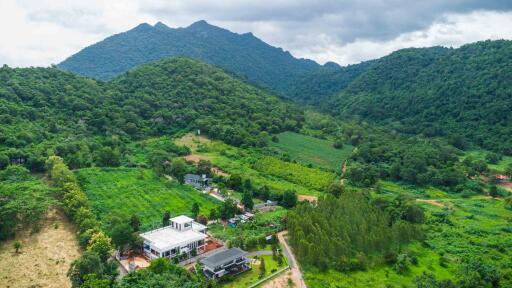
1, 0, 512, 67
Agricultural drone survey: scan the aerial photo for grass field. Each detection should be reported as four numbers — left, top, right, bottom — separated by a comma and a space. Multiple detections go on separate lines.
221, 254, 287, 288
0, 209, 81, 288
302, 183, 512, 288
75, 167, 221, 231
270, 132, 353, 171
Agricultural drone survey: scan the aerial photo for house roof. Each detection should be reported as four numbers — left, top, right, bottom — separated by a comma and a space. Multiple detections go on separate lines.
200, 248, 247, 268
171, 215, 194, 224
140, 224, 206, 252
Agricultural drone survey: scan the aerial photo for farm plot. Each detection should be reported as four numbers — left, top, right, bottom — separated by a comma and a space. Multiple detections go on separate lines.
270, 131, 353, 171
75, 167, 221, 230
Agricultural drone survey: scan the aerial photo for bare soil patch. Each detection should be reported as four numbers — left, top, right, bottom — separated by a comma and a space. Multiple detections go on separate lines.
298, 195, 318, 202
0, 209, 81, 288
416, 199, 444, 207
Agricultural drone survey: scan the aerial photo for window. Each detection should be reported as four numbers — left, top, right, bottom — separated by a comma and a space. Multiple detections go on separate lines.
164, 251, 171, 257
144, 244, 150, 251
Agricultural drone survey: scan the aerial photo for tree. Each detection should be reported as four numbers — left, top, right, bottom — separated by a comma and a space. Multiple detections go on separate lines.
80, 274, 110, 288
228, 174, 242, 190
197, 160, 211, 176
197, 214, 208, 225
209, 208, 218, 221
191, 202, 200, 219
242, 191, 254, 210
281, 190, 297, 208
170, 158, 188, 184
259, 257, 266, 278
327, 182, 344, 198
505, 196, 512, 210
505, 164, 512, 179
148, 150, 171, 176
110, 223, 133, 251
95, 147, 120, 167
130, 214, 140, 232
489, 185, 499, 198
162, 211, 171, 227
485, 153, 500, 164
86, 231, 113, 262
0, 153, 9, 170
68, 251, 104, 287
13, 241, 21, 253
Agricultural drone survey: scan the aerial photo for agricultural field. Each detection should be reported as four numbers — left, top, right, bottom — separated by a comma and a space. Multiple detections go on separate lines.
174, 133, 334, 196
75, 167, 221, 231
221, 254, 288, 288
302, 184, 512, 288
0, 209, 81, 288
269, 131, 353, 171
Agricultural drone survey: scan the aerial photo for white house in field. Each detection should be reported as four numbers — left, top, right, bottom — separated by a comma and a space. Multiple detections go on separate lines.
140, 215, 207, 260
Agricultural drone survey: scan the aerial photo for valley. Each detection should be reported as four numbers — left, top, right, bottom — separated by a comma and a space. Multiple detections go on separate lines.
1, 12, 512, 288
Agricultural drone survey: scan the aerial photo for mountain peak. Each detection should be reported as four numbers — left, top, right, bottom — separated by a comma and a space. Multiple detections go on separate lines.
188, 20, 211, 28
154, 21, 169, 30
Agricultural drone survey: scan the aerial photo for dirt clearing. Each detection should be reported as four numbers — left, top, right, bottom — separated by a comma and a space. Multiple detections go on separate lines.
298, 195, 318, 202
174, 133, 211, 152
416, 199, 444, 207
0, 209, 81, 288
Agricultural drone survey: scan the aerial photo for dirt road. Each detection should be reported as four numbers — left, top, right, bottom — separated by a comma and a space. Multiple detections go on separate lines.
262, 231, 306, 288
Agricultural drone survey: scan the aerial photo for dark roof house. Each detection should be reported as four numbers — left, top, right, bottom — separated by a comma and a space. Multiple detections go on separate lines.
200, 248, 249, 279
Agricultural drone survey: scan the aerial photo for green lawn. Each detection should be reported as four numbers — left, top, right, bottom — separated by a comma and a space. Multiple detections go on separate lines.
221, 254, 287, 288
75, 167, 221, 231
270, 131, 353, 171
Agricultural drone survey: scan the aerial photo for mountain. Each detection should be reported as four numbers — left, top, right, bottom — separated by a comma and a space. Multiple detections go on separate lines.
0, 57, 303, 170
58, 20, 322, 95
326, 40, 512, 153
286, 60, 376, 104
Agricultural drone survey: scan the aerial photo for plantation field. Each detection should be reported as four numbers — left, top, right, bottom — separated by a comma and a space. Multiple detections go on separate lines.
270, 131, 353, 171
174, 134, 330, 196
75, 167, 221, 231
302, 185, 512, 288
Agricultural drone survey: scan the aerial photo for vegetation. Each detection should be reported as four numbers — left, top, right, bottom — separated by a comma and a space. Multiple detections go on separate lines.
269, 131, 352, 171
209, 207, 286, 250
0, 165, 53, 240
326, 41, 512, 154
58, 20, 322, 95
288, 192, 424, 272
0, 57, 303, 175
74, 167, 221, 230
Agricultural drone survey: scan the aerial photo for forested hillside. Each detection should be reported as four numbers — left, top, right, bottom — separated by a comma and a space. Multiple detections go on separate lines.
58, 21, 321, 95
0, 57, 303, 171
326, 40, 512, 153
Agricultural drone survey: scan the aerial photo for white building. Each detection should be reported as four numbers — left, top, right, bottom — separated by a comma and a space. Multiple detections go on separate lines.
140, 215, 207, 260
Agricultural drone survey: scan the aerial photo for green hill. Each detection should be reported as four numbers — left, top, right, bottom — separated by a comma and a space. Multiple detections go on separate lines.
0, 57, 303, 171
326, 40, 512, 153
58, 20, 321, 95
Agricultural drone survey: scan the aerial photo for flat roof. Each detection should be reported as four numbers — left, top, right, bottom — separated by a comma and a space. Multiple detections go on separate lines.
171, 215, 194, 224
201, 248, 247, 268
140, 226, 206, 252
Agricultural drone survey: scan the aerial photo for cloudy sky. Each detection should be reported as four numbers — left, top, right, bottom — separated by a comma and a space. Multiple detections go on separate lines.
2, 0, 512, 67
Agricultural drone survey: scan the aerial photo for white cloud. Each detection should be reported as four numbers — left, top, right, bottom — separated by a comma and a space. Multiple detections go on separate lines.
0, 1, 511, 67
295, 11, 512, 65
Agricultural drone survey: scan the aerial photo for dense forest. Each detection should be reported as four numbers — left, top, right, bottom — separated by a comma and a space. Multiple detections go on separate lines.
0, 58, 303, 172
326, 40, 512, 153
288, 192, 424, 271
